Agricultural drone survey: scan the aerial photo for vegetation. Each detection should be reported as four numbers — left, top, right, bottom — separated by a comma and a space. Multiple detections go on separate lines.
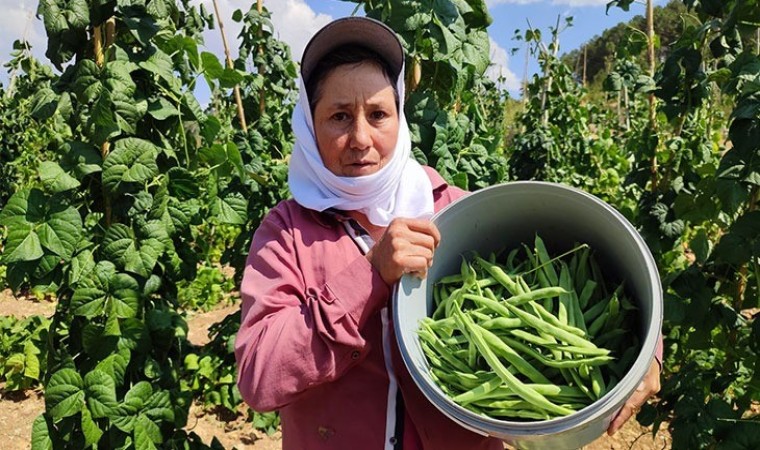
0, 0, 757, 448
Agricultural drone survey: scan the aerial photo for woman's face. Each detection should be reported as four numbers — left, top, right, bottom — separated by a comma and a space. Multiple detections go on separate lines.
312, 62, 399, 177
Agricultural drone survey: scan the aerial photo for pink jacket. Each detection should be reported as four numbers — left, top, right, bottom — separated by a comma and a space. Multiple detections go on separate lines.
235, 167, 503, 450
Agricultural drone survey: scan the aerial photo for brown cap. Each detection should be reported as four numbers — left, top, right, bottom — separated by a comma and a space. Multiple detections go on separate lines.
300, 16, 404, 86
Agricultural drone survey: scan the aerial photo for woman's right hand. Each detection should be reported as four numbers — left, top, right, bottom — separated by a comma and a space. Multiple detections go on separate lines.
367, 218, 441, 285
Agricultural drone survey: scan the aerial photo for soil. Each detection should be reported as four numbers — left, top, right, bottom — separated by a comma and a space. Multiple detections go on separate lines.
0, 288, 671, 450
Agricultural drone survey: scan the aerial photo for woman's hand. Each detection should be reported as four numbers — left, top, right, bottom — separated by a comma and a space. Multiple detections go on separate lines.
367, 218, 441, 285
607, 359, 661, 435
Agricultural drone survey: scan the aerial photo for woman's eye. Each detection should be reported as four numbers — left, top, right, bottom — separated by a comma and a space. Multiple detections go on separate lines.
331, 112, 349, 122
370, 111, 387, 120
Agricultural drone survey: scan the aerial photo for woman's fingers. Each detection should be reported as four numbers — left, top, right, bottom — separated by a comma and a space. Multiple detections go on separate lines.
607, 359, 661, 435
369, 218, 441, 285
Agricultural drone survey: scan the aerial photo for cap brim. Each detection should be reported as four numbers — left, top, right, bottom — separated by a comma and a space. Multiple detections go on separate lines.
300, 17, 404, 86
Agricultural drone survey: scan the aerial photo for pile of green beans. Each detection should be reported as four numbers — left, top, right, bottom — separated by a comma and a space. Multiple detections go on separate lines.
418, 235, 640, 421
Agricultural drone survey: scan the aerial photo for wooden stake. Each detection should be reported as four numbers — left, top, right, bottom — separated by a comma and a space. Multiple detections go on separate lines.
646, 0, 658, 192
582, 45, 587, 87
213, 0, 248, 133
257, 0, 266, 115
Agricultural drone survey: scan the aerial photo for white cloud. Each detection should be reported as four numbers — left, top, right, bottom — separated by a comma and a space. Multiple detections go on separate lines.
486, 37, 522, 97
0, 0, 48, 86
192, 0, 331, 66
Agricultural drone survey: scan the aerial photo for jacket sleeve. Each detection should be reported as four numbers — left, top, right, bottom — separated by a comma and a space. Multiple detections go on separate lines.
234, 208, 390, 412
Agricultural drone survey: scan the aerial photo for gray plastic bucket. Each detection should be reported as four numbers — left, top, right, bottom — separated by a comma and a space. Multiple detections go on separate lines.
392, 181, 662, 450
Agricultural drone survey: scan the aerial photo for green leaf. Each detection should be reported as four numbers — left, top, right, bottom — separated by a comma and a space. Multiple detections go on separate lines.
30, 88, 59, 121
46, 368, 85, 419
148, 97, 180, 120
211, 192, 248, 225
31, 415, 53, 450
66, 0, 90, 29
144, 389, 173, 422
69, 249, 96, 286
123, 9, 159, 46
61, 141, 103, 178
182, 91, 207, 122
2, 223, 44, 263
167, 167, 199, 198
103, 223, 166, 278
102, 138, 160, 193
23, 342, 41, 380
85, 369, 118, 418
218, 68, 244, 88
81, 408, 103, 446
94, 348, 130, 387
201, 51, 224, 79
39, 161, 80, 193
37, 205, 82, 259
134, 415, 160, 450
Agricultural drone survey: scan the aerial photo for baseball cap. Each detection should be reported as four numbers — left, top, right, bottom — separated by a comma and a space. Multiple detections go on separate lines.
300, 16, 405, 86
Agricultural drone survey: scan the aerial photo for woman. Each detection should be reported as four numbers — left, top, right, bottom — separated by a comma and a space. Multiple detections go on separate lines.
235, 16, 661, 450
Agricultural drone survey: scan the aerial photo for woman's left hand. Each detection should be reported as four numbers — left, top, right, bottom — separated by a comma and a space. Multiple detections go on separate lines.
607, 359, 661, 435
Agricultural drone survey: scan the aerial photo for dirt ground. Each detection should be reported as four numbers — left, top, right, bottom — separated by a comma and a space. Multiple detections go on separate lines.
0, 289, 670, 450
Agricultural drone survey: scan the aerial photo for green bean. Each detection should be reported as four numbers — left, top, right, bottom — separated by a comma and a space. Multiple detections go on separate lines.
475, 256, 520, 295
463, 293, 512, 318
590, 366, 606, 399
534, 235, 559, 285
486, 409, 553, 420
502, 286, 568, 307
452, 375, 503, 405
543, 344, 611, 357
474, 323, 552, 384
502, 336, 613, 369
419, 324, 473, 373
502, 301, 600, 350
455, 310, 575, 416
530, 301, 586, 337
558, 262, 572, 325
578, 279, 597, 310
508, 329, 555, 347
479, 317, 522, 329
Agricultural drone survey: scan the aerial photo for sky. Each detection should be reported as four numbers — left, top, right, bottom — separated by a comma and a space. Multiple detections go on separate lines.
0, 0, 665, 100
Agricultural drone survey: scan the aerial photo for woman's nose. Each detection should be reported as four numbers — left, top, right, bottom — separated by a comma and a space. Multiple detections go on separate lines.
349, 116, 372, 149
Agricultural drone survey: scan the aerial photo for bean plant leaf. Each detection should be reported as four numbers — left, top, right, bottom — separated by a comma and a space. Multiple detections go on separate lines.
84, 369, 118, 418
148, 97, 180, 120
60, 141, 103, 178
45, 368, 85, 419
39, 161, 80, 193
103, 222, 167, 278
1, 187, 83, 263
211, 192, 248, 224
94, 348, 130, 387
69, 249, 96, 286
71, 261, 140, 318
102, 138, 160, 193
134, 416, 160, 450
30, 88, 59, 121
2, 223, 44, 263
31, 415, 53, 450
81, 408, 103, 447
712, 211, 760, 265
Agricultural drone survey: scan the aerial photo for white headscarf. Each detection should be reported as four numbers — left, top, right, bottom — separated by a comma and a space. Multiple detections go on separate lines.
287, 62, 434, 226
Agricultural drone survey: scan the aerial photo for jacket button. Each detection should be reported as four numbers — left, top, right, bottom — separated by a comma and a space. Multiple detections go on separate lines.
389, 436, 398, 445
351, 350, 361, 360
